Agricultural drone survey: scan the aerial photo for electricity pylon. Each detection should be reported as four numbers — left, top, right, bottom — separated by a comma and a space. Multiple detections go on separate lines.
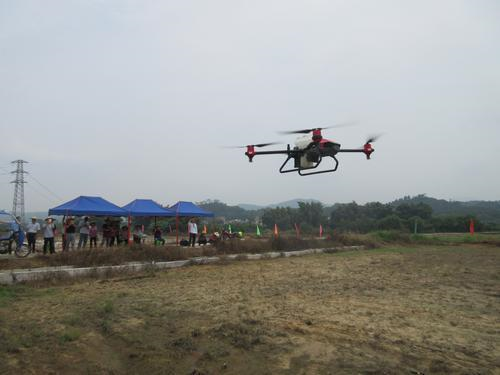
11, 160, 28, 223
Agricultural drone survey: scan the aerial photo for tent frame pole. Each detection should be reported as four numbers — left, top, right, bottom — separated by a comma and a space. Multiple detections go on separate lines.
176, 215, 179, 245
128, 215, 131, 245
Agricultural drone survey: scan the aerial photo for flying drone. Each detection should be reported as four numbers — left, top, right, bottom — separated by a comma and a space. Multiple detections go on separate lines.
231, 125, 379, 176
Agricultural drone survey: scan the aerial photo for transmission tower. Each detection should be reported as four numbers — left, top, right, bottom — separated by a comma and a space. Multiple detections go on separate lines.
11, 160, 28, 223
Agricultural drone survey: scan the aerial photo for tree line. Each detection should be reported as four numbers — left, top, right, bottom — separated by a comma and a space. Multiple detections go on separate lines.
199, 199, 500, 234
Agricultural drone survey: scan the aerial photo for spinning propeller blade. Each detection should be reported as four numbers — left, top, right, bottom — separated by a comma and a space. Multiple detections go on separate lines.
253, 142, 281, 148
278, 121, 357, 135
365, 134, 383, 144
223, 142, 280, 149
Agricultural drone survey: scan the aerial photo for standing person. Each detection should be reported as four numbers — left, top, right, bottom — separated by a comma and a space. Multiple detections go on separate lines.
42, 217, 56, 254
8, 216, 23, 254
101, 219, 111, 247
108, 222, 117, 247
188, 218, 198, 247
64, 218, 76, 251
89, 222, 98, 248
114, 222, 120, 246
26, 217, 41, 253
77, 217, 90, 249
120, 225, 129, 245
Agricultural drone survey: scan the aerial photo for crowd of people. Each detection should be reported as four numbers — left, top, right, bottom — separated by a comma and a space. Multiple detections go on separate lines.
22, 216, 208, 254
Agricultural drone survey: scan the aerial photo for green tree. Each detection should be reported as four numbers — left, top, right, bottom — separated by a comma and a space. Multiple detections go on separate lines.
378, 215, 404, 231
297, 201, 326, 227
261, 207, 295, 230
395, 203, 433, 220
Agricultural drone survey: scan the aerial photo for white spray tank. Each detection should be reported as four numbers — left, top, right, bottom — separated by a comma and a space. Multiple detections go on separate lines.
294, 135, 314, 168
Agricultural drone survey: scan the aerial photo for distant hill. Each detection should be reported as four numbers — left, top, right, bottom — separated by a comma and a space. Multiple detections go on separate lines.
391, 195, 500, 224
237, 203, 265, 211
237, 199, 323, 211
237, 198, 321, 211
268, 198, 323, 209
197, 200, 257, 220
198, 199, 326, 220
26, 211, 48, 219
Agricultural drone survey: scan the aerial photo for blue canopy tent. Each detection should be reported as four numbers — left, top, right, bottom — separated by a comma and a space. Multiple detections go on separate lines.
168, 201, 214, 245
122, 199, 175, 217
122, 199, 175, 244
49, 196, 127, 217
168, 201, 214, 217
48, 196, 128, 250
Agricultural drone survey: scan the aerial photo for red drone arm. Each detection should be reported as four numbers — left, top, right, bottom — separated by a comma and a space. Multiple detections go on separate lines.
337, 143, 375, 159
363, 143, 374, 159
245, 145, 256, 162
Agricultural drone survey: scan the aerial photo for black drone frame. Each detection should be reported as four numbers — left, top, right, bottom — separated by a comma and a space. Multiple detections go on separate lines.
245, 144, 374, 176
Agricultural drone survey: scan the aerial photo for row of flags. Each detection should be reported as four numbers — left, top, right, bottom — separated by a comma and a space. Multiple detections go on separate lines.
255, 223, 325, 237
204, 219, 476, 237
192, 223, 325, 237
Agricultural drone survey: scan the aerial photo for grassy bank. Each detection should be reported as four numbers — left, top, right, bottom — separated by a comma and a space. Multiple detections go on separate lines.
1, 231, 498, 271
0, 235, 378, 271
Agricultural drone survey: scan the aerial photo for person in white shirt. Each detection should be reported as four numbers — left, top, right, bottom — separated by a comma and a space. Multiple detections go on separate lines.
188, 218, 198, 247
42, 217, 57, 254
26, 217, 41, 253
77, 217, 90, 249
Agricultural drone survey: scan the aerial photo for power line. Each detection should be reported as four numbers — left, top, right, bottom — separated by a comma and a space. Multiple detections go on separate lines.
27, 173, 64, 201
25, 182, 58, 204
2, 162, 63, 211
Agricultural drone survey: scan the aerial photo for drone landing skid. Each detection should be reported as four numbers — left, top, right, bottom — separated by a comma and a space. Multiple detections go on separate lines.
279, 155, 339, 176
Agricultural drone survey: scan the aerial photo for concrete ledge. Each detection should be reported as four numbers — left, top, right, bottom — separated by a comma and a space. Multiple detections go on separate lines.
154, 260, 191, 269
190, 256, 220, 265
0, 245, 365, 285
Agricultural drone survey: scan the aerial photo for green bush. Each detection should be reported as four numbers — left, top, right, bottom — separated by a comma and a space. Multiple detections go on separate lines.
371, 230, 411, 243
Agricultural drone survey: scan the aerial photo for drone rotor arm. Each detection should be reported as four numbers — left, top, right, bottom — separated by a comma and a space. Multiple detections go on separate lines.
245, 148, 300, 162
338, 145, 375, 159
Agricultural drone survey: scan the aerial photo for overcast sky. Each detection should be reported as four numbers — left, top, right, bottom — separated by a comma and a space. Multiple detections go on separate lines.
1, 0, 499, 211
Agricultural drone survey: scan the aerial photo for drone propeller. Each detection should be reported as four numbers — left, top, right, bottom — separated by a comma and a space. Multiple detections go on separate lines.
278, 121, 357, 135
252, 142, 280, 148
223, 142, 280, 149
364, 134, 383, 144
360, 134, 383, 160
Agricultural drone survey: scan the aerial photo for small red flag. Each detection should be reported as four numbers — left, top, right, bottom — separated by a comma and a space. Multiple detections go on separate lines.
319, 224, 323, 237
274, 223, 279, 237
469, 219, 474, 235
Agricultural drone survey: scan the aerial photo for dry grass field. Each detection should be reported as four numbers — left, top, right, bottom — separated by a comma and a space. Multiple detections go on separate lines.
1, 244, 499, 374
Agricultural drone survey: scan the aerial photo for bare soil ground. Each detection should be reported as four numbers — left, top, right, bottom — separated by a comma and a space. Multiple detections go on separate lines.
0, 245, 499, 374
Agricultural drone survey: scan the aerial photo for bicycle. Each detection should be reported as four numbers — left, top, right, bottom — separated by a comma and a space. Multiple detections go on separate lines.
0, 219, 30, 258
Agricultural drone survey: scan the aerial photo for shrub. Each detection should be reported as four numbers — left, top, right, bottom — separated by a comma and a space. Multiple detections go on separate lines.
371, 230, 411, 243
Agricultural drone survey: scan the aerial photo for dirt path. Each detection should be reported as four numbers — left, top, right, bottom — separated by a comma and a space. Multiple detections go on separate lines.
1, 245, 499, 374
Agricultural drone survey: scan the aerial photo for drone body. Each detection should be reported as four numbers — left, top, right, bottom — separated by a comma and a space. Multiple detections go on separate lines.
242, 127, 377, 176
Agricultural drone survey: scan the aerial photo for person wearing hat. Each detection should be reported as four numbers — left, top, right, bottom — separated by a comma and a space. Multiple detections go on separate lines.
26, 217, 41, 253
64, 217, 76, 252
42, 217, 57, 254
